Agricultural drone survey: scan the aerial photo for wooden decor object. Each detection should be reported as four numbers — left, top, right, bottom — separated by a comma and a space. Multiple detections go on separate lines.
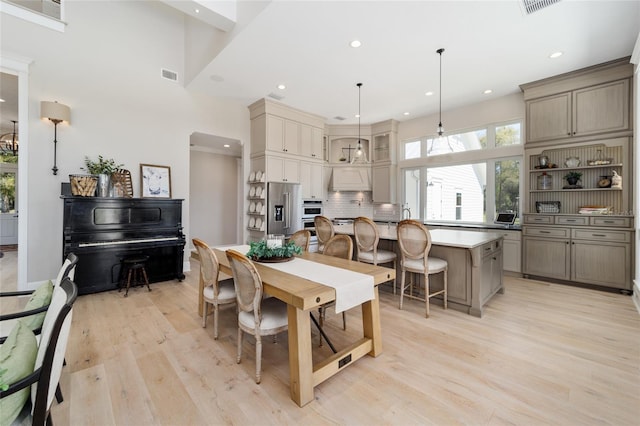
112, 169, 133, 198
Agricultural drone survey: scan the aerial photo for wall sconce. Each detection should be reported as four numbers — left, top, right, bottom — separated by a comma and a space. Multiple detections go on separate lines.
41, 101, 71, 175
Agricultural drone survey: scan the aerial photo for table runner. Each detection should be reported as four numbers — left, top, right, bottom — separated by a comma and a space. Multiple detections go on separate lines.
217, 245, 374, 313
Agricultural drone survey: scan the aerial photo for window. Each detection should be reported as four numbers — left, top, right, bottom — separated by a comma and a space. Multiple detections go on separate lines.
400, 121, 522, 224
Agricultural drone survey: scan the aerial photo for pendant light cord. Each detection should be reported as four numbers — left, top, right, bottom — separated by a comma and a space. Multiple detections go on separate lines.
357, 83, 362, 148
437, 48, 444, 136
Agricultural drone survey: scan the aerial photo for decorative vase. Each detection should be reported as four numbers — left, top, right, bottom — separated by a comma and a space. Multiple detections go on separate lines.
566, 177, 579, 186
97, 173, 111, 197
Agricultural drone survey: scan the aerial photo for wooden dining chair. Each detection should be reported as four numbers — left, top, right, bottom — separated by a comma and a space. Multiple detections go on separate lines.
397, 219, 448, 318
353, 216, 397, 292
193, 238, 236, 340
289, 229, 311, 251
225, 249, 288, 384
317, 234, 353, 346
314, 215, 334, 253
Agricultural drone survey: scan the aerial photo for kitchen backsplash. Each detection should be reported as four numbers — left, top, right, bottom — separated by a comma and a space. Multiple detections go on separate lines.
323, 191, 401, 221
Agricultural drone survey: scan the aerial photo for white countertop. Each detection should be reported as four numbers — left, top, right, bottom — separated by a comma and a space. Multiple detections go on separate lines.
333, 224, 502, 249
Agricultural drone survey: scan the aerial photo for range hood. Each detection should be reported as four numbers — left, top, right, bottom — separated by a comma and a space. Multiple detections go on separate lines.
330, 167, 372, 191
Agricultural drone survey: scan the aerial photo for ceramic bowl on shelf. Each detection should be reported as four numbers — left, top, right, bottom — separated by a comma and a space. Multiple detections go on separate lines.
256, 201, 263, 214
256, 170, 263, 181
249, 171, 256, 181
256, 186, 263, 197
564, 157, 580, 168
255, 217, 263, 229
249, 202, 256, 212
249, 186, 256, 197
249, 217, 256, 228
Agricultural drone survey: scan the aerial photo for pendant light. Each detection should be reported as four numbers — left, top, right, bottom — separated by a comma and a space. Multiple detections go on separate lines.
429, 48, 452, 154
354, 83, 363, 159
436, 48, 445, 137
0, 120, 19, 156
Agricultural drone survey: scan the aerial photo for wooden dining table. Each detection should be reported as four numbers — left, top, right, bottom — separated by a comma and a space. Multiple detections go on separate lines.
213, 247, 395, 407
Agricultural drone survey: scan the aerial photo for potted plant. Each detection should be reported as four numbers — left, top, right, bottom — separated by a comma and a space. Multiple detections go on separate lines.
82, 156, 123, 197
564, 171, 582, 186
246, 239, 302, 262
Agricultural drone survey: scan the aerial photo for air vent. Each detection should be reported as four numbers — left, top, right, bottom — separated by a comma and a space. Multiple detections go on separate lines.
333, 116, 347, 121
267, 92, 284, 101
521, 0, 561, 15
161, 68, 178, 82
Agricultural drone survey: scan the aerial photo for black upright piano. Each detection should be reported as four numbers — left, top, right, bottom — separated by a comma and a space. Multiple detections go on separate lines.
62, 196, 186, 295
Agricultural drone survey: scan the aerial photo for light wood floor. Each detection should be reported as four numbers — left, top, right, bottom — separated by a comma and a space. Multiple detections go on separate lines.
3, 255, 640, 425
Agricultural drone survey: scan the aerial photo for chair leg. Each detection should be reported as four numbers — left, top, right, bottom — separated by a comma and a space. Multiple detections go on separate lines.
443, 269, 448, 310
425, 274, 430, 318
202, 302, 208, 328
141, 267, 151, 292
236, 328, 242, 364
213, 304, 219, 340
341, 312, 346, 330
125, 268, 133, 297
255, 335, 262, 384
399, 270, 406, 310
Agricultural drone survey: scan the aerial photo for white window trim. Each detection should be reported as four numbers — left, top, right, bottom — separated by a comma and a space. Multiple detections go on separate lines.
1, 1, 66, 32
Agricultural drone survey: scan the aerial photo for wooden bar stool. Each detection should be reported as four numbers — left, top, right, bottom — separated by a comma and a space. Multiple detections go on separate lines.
120, 255, 151, 297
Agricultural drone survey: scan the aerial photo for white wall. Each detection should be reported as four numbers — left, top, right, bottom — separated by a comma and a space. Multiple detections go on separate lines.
189, 150, 239, 246
1, 1, 250, 284
398, 92, 525, 143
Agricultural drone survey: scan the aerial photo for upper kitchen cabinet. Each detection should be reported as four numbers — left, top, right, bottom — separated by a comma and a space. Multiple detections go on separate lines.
520, 57, 633, 146
266, 155, 299, 183
299, 161, 324, 199
371, 119, 398, 164
249, 98, 325, 159
299, 125, 324, 160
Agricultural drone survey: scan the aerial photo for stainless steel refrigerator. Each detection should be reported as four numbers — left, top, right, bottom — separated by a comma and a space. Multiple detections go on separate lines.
267, 182, 302, 238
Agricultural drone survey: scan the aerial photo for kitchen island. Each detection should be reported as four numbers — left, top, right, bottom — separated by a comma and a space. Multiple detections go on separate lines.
334, 224, 504, 317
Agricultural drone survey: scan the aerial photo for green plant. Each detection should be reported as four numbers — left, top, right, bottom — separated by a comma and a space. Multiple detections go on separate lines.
563, 171, 582, 181
247, 239, 302, 259
82, 155, 123, 175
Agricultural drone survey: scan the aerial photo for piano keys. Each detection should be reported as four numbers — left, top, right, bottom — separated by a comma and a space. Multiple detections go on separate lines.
62, 196, 186, 295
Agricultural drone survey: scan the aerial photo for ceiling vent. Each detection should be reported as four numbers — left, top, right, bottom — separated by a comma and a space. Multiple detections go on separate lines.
521, 0, 561, 15
333, 116, 347, 121
161, 68, 178, 82
267, 92, 284, 101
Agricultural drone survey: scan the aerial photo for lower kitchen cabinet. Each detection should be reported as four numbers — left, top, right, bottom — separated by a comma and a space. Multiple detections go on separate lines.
522, 235, 571, 280
522, 220, 633, 290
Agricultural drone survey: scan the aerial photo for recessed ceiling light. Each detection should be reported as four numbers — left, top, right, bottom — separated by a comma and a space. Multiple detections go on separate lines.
549, 51, 563, 59
277, 84, 286, 90
0, 99, 4, 103
483, 89, 493, 94
350, 40, 362, 48
355, 114, 360, 118
403, 112, 410, 116
195, 8, 200, 13
425, 91, 433, 96
223, 144, 230, 148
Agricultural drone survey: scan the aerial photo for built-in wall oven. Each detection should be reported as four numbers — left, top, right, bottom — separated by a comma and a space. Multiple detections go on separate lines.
301, 200, 322, 251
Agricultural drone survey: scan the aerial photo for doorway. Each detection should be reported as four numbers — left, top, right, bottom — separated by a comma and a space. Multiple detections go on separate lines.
189, 132, 242, 249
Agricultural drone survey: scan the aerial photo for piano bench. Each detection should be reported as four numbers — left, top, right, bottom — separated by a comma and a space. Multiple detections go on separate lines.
119, 256, 151, 297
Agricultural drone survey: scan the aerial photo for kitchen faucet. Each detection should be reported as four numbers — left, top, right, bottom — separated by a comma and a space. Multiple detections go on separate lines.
402, 206, 411, 219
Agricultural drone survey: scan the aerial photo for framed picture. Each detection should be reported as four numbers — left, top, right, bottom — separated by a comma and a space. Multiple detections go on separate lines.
140, 164, 171, 198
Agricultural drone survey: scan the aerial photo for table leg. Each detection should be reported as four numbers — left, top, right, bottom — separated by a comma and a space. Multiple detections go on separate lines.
361, 286, 382, 356
287, 305, 314, 407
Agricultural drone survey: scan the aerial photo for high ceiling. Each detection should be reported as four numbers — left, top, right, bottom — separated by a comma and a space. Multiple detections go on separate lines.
186, 0, 640, 126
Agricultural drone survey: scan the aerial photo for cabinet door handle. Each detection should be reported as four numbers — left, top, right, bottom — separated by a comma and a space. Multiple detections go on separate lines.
603, 220, 614, 224
566, 219, 576, 222
539, 230, 550, 234
592, 234, 607, 237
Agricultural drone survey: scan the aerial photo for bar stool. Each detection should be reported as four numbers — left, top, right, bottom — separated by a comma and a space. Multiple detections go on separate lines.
120, 255, 151, 297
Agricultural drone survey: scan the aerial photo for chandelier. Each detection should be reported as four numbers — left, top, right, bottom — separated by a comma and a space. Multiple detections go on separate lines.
0, 120, 19, 156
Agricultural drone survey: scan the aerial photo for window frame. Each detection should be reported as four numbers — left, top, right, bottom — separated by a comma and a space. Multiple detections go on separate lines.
399, 120, 523, 225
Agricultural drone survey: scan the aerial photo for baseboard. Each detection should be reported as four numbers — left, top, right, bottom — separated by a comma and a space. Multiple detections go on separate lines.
632, 279, 640, 314
183, 261, 191, 273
